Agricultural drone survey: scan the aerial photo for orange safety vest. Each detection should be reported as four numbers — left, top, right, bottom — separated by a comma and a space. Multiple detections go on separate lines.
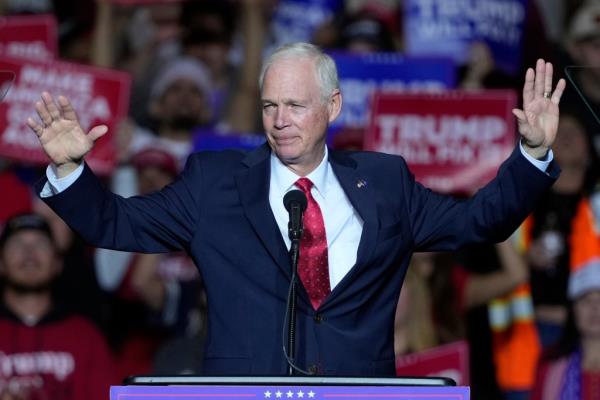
569, 197, 600, 299
488, 216, 541, 391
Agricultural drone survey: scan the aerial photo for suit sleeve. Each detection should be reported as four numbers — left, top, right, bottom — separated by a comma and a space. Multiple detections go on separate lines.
36, 155, 204, 253
404, 146, 559, 251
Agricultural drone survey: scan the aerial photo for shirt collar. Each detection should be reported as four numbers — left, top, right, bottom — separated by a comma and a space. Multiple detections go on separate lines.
270, 147, 329, 199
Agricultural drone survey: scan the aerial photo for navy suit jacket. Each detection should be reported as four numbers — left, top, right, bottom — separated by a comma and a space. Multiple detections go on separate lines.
40, 144, 558, 376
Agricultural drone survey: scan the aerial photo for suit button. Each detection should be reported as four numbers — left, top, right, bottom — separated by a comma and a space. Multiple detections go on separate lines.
308, 365, 318, 375
314, 314, 323, 323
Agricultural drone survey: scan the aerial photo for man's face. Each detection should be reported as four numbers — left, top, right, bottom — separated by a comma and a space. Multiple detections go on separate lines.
575, 289, 600, 339
156, 78, 210, 129
575, 37, 600, 66
570, 37, 600, 83
553, 115, 590, 168
261, 57, 341, 175
0, 230, 59, 292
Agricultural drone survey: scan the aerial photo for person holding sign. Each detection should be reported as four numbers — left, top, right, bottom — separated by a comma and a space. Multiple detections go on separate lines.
26, 42, 565, 376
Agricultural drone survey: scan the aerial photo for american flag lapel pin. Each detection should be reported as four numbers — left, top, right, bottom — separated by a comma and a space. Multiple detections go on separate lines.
356, 179, 367, 189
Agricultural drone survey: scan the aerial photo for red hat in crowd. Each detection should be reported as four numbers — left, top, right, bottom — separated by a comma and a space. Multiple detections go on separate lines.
131, 147, 179, 178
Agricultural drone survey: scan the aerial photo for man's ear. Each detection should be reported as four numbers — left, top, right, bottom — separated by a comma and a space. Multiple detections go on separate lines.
327, 89, 342, 123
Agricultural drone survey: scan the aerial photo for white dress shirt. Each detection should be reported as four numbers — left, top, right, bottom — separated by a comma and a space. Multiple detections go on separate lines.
269, 147, 363, 289
42, 144, 553, 288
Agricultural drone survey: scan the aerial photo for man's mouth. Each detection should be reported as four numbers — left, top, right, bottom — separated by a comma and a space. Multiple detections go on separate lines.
19, 260, 42, 270
273, 136, 297, 144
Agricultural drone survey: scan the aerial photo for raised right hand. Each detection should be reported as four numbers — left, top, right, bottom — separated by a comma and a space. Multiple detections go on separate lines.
26, 92, 108, 177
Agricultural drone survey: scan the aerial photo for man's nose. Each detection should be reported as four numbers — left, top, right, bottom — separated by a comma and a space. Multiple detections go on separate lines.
274, 106, 290, 129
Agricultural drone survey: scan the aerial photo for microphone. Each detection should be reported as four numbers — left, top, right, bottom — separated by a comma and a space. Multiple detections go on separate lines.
283, 190, 307, 241
282, 189, 310, 375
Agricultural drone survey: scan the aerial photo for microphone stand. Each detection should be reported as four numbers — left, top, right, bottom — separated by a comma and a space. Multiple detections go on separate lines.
287, 202, 303, 376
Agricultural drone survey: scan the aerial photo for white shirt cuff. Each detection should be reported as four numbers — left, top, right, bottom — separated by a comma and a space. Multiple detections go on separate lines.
519, 142, 553, 172
40, 163, 85, 198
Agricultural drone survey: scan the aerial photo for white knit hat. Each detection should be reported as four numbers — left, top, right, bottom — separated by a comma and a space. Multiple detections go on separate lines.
150, 57, 212, 100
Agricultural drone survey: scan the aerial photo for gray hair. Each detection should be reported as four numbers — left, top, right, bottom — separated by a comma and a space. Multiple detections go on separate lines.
259, 42, 339, 102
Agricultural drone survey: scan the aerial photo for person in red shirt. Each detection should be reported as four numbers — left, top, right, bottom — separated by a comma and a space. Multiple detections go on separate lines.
531, 286, 600, 400
0, 213, 114, 400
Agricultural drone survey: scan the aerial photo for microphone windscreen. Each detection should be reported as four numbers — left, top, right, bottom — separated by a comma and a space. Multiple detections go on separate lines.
283, 190, 307, 212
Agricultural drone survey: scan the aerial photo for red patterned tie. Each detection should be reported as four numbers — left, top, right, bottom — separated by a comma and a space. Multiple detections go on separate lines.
295, 177, 331, 310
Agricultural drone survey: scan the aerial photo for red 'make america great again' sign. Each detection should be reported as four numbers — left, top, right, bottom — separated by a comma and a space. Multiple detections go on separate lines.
0, 56, 130, 175
0, 15, 58, 61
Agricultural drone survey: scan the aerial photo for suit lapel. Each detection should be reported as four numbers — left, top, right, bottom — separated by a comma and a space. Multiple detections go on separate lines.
328, 150, 379, 296
234, 147, 380, 301
235, 144, 291, 279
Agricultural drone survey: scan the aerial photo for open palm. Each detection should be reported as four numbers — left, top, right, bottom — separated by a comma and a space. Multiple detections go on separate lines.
513, 60, 566, 159
27, 92, 107, 174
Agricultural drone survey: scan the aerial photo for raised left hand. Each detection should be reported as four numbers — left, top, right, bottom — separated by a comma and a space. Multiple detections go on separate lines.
513, 59, 566, 159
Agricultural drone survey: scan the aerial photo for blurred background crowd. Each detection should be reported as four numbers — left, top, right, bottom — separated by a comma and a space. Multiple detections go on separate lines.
1, 0, 600, 399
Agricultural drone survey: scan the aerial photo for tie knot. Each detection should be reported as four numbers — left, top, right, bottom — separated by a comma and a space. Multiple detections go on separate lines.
295, 177, 313, 195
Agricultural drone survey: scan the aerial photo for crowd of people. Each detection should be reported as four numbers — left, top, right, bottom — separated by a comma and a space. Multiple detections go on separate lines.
1, 0, 600, 399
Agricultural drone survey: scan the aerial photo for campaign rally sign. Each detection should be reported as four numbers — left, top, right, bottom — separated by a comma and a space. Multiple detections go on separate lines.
396, 341, 470, 386
404, 0, 528, 74
331, 52, 456, 132
0, 71, 15, 102
0, 14, 58, 61
0, 56, 130, 175
365, 90, 517, 194
270, 0, 343, 50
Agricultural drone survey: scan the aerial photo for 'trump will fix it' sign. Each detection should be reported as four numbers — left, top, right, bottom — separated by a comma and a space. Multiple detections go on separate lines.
365, 90, 517, 194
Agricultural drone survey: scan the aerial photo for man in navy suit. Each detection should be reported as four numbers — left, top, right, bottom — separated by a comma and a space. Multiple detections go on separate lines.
27, 43, 565, 376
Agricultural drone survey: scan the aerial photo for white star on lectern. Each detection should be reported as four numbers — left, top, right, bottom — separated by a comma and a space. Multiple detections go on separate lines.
286, 390, 294, 398
264, 390, 272, 398
308, 391, 315, 398
275, 390, 283, 398
297, 390, 304, 398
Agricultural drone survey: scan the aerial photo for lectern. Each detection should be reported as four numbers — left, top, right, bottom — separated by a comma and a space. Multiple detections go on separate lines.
111, 376, 469, 399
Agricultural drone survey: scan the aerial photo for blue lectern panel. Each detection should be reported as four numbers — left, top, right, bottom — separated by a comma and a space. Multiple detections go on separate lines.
111, 376, 469, 399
